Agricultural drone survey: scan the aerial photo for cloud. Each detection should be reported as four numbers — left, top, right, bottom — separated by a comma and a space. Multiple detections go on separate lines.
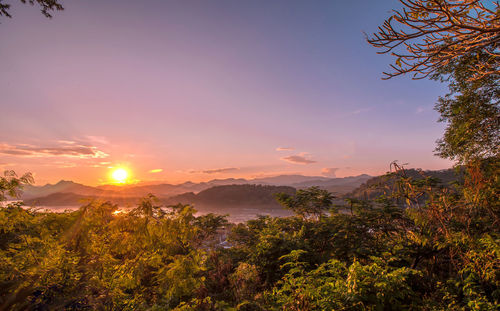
321, 167, 339, 177
189, 167, 239, 174
276, 147, 294, 151
281, 154, 316, 164
85, 136, 109, 144
0, 142, 109, 159
415, 106, 431, 114
149, 169, 163, 173
57, 140, 77, 145
350, 107, 372, 115
56, 162, 78, 168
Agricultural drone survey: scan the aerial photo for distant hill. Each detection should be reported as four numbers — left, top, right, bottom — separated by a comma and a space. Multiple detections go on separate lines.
22, 180, 111, 199
164, 184, 296, 207
346, 168, 462, 201
289, 174, 372, 194
251, 175, 331, 185
24, 184, 296, 208
22, 169, 458, 212
20, 174, 372, 200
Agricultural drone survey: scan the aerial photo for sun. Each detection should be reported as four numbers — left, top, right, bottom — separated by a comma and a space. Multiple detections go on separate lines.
111, 168, 129, 183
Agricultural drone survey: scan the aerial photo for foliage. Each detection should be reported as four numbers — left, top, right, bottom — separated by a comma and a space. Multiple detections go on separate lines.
0, 195, 231, 310
433, 53, 499, 163
266, 253, 423, 311
0, 1, 498, 309
0, 170, 33, 201
275, 186, 333, 220
0, 160, 498, 310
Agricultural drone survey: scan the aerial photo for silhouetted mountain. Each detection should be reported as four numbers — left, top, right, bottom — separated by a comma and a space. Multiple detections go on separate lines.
22, 180, 110, 199
164, 184, 296, 207
290, 174, 372, 194
21, 174, 372, 200
23, 169, 457, 211
250, 175, 330, 185
204, 178, 249, 186
24, 184, 296, 209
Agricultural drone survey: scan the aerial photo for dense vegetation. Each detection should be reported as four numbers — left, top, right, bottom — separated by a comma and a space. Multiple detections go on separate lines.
0, 156, 498, 310
1, 0, 498, 309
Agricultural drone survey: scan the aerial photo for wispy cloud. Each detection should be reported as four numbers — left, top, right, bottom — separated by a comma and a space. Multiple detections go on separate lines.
0, 142, 109, 159
85, 135, 109, 145
415, 106, 432, 114
281, 154, 316, 164
189, 167, 240, 174
321, 167, 339, 177
149, 169, 163, 173
57, 140, 77, 145
276, 147, 294, 151
350, 108, 372, 115
54, 162, 78, 168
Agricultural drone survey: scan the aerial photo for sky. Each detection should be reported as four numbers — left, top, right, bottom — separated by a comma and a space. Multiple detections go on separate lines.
0, 0, 453, 186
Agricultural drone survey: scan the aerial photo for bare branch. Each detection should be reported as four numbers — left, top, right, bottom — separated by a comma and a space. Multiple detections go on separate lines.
367, 0, 500, 80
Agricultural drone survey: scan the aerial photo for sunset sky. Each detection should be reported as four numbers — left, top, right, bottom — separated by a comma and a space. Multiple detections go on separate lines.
0, 0, 452, 186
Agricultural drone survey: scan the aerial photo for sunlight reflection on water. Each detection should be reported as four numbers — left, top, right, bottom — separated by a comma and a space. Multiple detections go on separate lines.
2, 201, 293, 223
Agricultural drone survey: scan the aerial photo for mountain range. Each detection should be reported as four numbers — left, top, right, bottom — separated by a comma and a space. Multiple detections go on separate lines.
19, 168, 461, 211
21, 174, 372, 206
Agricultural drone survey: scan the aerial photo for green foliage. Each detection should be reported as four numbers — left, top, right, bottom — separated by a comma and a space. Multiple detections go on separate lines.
0, 1, 497, 309
1, 163, 498, 310
275, 186, 334, 220
0, 170, 33, 201
0, 193, 232, 310
433, 53, 499, 163
229, 263, 260, 302
267, 254, 423, 311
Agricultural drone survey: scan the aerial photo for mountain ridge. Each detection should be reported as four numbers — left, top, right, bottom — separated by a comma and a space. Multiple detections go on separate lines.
21, 174, 373, 200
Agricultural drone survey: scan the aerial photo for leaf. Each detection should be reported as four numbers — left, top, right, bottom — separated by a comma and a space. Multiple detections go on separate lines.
396, 57, 402, 67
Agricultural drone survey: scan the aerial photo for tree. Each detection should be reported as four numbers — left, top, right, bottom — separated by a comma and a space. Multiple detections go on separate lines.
433, 52, 499, 163
275, 187, 334, 220
367, 0, 500, 80
0, 0, 63, 19
368, 0, 499, 219
0, 170, 33, 201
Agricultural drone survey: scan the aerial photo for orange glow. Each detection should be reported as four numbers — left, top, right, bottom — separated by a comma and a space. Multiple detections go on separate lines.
111, 168, 129, 183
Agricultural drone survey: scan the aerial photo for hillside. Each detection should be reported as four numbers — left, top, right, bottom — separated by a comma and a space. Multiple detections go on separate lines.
23, 170, 460, 208
290, 174, 372, 194
21, 180, 111, 199
165, 184, 296, 207
346, 168, 462, 201
24, 184, 296, 209
20, 174, 371, 200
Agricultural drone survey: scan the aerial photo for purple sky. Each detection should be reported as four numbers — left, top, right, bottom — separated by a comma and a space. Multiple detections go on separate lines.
0, 0, 452, 185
